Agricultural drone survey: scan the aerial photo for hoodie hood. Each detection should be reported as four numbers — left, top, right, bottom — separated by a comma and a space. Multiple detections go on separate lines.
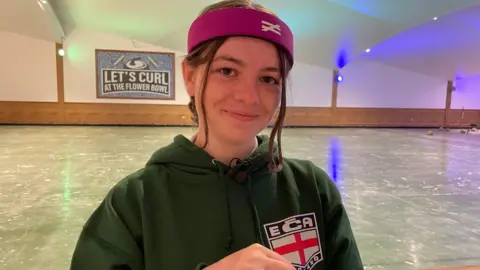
145, 133, 277, 177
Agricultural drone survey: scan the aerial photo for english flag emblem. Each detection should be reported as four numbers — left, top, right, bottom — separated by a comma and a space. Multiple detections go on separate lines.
263, 213, 323, 270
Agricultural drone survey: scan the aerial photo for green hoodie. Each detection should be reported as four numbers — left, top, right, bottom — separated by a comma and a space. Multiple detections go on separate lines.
70, 134, 363, 270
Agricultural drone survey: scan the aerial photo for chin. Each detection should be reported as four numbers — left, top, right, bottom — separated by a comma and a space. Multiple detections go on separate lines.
227, 127, 259, 143
217, 122, 262, 144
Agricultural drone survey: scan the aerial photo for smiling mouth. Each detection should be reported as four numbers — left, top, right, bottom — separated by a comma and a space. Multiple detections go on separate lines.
223, 110, 259, 122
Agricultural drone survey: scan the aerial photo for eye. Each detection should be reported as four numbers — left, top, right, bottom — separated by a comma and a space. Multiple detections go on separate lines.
260, 76, 280, 85
217, 68, 236, 76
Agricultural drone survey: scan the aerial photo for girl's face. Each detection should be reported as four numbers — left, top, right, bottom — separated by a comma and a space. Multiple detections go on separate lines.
183, 37, 282, 145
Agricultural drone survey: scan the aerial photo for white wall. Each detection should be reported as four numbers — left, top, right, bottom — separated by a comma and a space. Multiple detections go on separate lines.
63, 29, 470, 110
63, 29, 332, 107
337, 60, 447, 109
451, 76, 480, 110
63, 28, 190, 104
287, 62, 332, 107
0, 30, 57, 102
1, 27, 474, 113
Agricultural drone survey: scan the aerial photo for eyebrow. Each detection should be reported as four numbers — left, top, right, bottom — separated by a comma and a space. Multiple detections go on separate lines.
213, 55, 280, 72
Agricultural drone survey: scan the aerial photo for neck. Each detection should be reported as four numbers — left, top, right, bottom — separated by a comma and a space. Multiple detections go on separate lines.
192, 131, 258, 166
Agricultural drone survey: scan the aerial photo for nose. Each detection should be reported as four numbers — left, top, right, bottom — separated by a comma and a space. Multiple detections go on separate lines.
233, 78, 260, 105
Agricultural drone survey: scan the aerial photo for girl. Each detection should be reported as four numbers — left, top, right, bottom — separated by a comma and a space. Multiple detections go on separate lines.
70, 1, 364, 269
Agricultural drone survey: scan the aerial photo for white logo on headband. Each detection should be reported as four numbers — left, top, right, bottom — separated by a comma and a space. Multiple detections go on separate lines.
261, 20, 281, 36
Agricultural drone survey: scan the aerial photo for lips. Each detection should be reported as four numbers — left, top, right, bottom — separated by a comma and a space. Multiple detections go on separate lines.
223, 110, 259, 122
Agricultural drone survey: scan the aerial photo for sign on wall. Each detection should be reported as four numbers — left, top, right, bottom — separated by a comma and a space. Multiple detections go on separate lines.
95, 49, 175, 100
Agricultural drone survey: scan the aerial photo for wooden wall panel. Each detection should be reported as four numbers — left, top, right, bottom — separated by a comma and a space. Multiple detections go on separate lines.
443, 80, 453, 126
1, 101, 477, 127
0, 102, 64, 124
62, 103, 192, 125
55, 43, 65, 104
447, 109, 480, 128
333, 108, 445, 127
279, 107, 332, 127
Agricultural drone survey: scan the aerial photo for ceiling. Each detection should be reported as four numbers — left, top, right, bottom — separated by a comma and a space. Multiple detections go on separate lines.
2, 0, 480, 79
0, 0, 63, 42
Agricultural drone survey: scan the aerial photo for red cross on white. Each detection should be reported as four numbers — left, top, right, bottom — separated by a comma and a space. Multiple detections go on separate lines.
272, 231, 319, 265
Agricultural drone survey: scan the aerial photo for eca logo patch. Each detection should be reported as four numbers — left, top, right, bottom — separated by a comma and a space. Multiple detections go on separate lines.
263, 213, 323, 270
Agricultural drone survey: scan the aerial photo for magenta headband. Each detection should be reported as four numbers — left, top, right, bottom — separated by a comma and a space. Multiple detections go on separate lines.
187, 7, 294, 66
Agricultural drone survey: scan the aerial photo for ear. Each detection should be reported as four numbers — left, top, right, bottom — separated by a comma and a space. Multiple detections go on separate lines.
182, 59, 196, 97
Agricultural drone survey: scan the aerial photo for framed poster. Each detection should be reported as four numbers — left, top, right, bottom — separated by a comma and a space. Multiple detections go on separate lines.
95, 49, 175, 100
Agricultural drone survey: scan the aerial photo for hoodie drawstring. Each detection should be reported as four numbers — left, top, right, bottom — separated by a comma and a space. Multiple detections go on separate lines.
212, 159, 234, 250
212, 159, 266, 251
246, 174, 266, 246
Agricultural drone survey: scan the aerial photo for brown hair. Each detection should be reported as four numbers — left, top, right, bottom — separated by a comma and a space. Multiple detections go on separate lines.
185, 0, 292, 172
